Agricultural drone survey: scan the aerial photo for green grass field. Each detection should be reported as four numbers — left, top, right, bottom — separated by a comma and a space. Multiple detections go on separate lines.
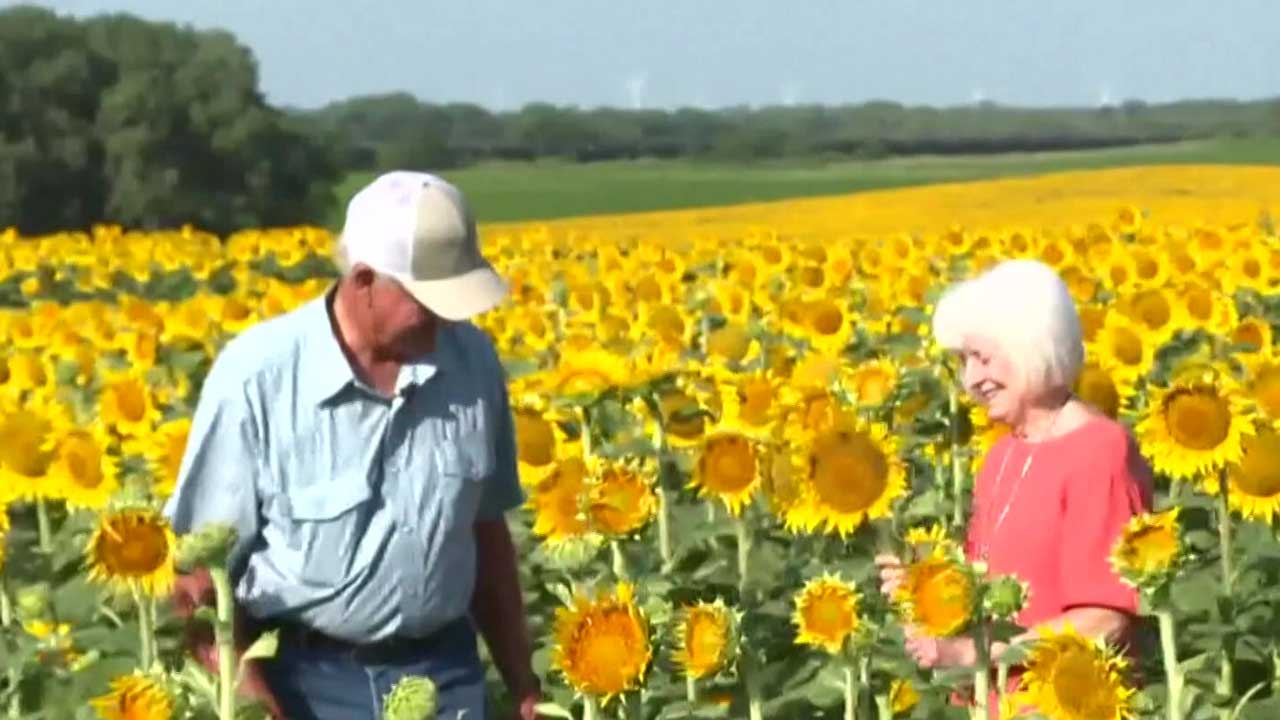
330, 136, 1280, 226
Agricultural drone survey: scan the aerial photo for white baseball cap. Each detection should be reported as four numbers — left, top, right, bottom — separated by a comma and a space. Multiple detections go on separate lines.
338, 170, 508, 320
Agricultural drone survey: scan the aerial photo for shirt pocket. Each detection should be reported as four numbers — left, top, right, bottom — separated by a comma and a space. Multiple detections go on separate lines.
434, 434, 489, 530
283, 477, 374, 587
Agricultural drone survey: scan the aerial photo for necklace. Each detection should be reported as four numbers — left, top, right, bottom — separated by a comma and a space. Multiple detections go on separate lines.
976, 399, 1071, 561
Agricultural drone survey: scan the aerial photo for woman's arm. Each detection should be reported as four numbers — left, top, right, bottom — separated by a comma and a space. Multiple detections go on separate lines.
910, 605, 1134, 668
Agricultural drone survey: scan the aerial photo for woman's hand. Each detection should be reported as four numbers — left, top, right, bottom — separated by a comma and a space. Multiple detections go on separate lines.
904, 630, 977, 669
874, 553, 905, 597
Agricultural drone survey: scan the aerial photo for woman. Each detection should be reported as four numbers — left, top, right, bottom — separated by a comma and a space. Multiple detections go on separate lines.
875, 259, 1154, 698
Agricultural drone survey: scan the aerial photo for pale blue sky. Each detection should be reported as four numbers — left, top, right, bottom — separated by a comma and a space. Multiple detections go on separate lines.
14, 0, 1280, 111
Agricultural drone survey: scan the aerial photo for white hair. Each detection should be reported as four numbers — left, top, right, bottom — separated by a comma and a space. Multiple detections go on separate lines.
932, 259, 1084, 396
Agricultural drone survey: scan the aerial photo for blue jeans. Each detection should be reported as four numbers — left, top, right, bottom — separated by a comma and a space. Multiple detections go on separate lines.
260, 619, 487, 720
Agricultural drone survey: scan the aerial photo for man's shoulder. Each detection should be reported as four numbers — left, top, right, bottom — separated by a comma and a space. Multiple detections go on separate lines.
445, 320, 501, 369
204, 298, 320, 392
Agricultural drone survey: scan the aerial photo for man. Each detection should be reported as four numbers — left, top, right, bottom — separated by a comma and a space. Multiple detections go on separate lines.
164, 171, 541, 719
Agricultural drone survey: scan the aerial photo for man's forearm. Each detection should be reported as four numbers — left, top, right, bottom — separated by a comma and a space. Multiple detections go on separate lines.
471, 520, 539, 698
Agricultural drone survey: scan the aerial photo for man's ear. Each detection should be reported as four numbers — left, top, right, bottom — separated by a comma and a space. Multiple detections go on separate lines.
349, 263, 377, 289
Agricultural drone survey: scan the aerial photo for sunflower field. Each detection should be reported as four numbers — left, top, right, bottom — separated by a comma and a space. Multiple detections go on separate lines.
4, 165, 1280, 720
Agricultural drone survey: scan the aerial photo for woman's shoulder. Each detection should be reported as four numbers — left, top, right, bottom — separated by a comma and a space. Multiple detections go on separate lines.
1053, 410, 1154, 492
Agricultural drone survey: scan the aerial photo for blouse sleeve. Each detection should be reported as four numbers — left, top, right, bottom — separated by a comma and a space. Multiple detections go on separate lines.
1058, 432, 1153, 613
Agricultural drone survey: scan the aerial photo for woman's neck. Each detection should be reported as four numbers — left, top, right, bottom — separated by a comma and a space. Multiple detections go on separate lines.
1013, 392, 1073, 440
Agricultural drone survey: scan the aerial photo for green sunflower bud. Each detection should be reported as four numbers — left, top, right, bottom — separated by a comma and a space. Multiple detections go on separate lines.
382, 675, 438, 720
15, 583, 51, 622
983, 575, 1029, 621
175, 523, 238, 572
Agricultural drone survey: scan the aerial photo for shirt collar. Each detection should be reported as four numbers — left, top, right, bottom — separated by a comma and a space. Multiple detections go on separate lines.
305, 287, 457, 407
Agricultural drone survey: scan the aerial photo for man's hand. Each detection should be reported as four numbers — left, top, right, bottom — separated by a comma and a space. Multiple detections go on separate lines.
515, 687, 541, 720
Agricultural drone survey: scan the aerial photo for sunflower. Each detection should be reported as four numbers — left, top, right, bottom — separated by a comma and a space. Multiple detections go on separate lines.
528, 456, 592, 547
785, 418, 906, 536
691, 431, 765, 516
85, 507, 177, 597
1225, 427, 1280, 523
49, 426, 120, 510
123, 417, 190, 499
89, 672, 175, 720
796, 296, 856, 356
1073, 362, 1135, 420
1110, 508, 1183, 591
1135, 371, 1253, 483
1174, 280, 1237, 337
552, 582, 651, 703
703, 322, 760, 368
1248, 359, 1280, 423
99, 372, 162, 438
672, 600, 737, 679
587, 457, 658, 537
548, 348, 632, 397
714, 371, 782, 441
1090, 311, 1155, 384
889, 678, 920, 716
893, 554, 975, 637
653, 386, 711, 448
1231, 315, 1273, 367
0, 403, 71, 501
844, 358, 899, 407
792, 573, 862, 654
509, 397, 568, 487
1013, 626, 1137, 720
1118, 287, 1179, 346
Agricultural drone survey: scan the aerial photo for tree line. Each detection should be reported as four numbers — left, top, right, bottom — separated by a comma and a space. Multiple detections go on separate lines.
298, 93, 1280, 172
2, 5, 1279, 234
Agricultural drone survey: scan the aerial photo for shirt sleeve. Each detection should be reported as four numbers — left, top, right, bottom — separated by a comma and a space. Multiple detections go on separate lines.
162, 366, 262, 577
475, 357, 526, 522
1058, 432, 1152, 613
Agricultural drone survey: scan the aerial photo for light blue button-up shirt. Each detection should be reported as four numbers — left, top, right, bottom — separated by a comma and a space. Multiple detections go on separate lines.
163, 288, 524, 643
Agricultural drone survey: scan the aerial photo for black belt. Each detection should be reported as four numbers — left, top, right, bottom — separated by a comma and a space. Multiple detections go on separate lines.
263, 617, 472, 664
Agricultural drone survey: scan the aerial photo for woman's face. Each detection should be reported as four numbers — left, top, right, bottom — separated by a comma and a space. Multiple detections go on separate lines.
959, 334, 1027, 424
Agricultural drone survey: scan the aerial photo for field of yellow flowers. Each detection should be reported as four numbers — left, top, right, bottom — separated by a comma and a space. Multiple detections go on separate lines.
4, 165, 1280, 719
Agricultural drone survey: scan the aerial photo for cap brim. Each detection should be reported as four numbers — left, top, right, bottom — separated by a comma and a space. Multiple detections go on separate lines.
403, 265, 509, 321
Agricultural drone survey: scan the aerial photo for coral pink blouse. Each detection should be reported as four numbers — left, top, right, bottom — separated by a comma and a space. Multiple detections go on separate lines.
965, 415, 1155, 629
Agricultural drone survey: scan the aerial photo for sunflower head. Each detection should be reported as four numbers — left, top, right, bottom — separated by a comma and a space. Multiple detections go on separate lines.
1135, 370, 1253, 483
85, 507, 178, 598
893, 554, 975, 637
889, 678, 920, 716
792, 573, 862, 655
785, 418, 907, 537
587, 456, 658, 537
50, 426, 120, 511
1013, 625, 1137, 720
528, 456, 593, 547
1223, 425, 1280, 524
89, 672, 176, 720
552, 582, 652, 703
691, 431, 764, 516
672, 599, 738, 679
1110, 508, 1184, 594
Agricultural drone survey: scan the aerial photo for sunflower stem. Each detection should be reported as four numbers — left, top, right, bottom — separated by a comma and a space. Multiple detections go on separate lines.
582, 695, 599, 720
996, 661, 1009, 713
210, 566, 238, 720
843, 663, 858, 720
874, 693, 892, 720
971, 621, 990, 720
0, 579, 17, 719
742, 649, 765, 720
1216, 468, 1235, 720
656, 486, 674, 574
35, 500, 52, 554
610, 540, 628, 580
132, 586, 155, 671
1156, 609, 1184, 720
734, 516, 753, 601
947, 386, 965, 532
685, 674, 698, 704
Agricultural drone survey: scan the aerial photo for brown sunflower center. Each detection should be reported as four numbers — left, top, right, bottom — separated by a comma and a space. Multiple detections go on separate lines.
1234, 320, 1267, 351
1121, 526, 1178, 572
1253, 365, 1280, 419
911, 562, 972, 634
0, 412, 55, 478
801, 590, 856, 641
514, 410, 556, 468
1131, 290, 1172, 331
707, 325, 752, 362
1075, 366, 1120, 419
1231, 432, 1280, 499
807, 300, 845, 337
98, 520, 170, 576
63, 435, 103, 489
112, 381, 148, 423
648, 304, 686, 345
1108, 327, 1144, 366
809, 429, 889, 513
798, 265, 825, 289
700, 436, 758, 493
1164, 389, 1232, 451
1051, 648, 1117, 717
660, 391, 706, 442
737, 380, 775, 426
1185, 289, 1213, 323
589, 468, 651, 535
